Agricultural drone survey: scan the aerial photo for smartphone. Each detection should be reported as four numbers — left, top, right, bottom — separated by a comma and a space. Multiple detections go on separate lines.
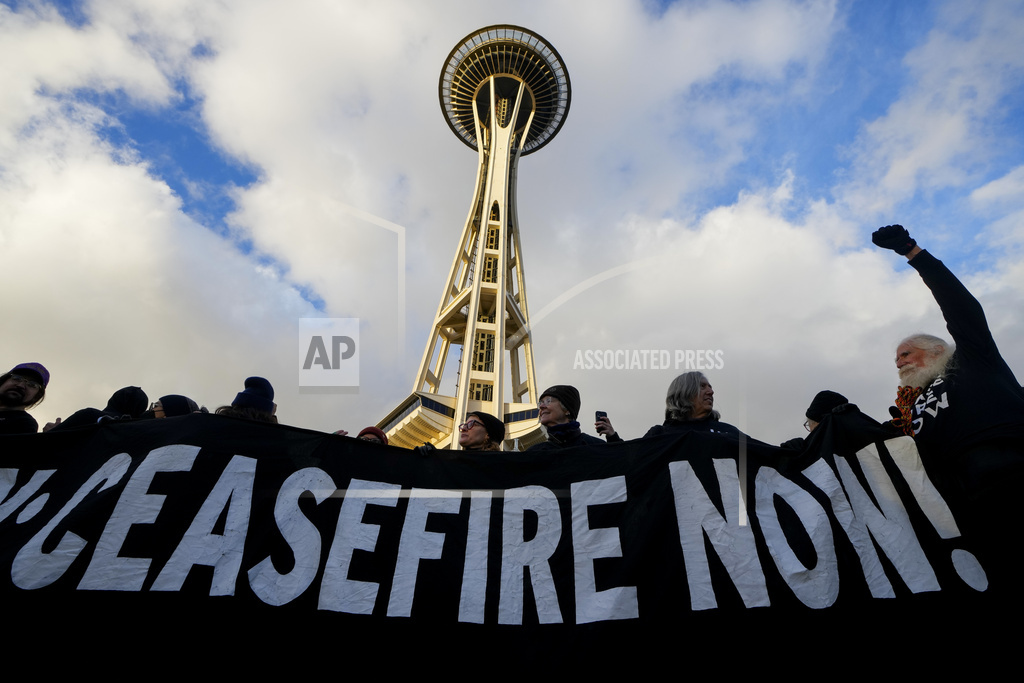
595, 411, 607, 422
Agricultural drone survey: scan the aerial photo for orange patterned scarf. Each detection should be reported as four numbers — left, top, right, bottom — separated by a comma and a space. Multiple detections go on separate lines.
891, 386, 922, 436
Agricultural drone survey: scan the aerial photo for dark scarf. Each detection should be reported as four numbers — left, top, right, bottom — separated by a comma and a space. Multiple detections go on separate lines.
547, 420, 582, 444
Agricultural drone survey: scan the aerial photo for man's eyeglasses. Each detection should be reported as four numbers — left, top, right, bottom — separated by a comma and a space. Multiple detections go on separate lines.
8, 374, 41, 391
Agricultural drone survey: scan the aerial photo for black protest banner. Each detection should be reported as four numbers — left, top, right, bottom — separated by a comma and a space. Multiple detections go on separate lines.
0, 412, 1013, 669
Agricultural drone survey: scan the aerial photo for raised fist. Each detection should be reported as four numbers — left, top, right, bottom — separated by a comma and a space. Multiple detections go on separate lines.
872, 224, 917, 255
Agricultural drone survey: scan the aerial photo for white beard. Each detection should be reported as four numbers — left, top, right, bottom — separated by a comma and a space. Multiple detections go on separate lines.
898, 355, 948, 389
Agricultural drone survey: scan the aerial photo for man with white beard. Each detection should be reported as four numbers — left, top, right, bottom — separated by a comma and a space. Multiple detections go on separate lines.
874, 225, 1024, 590
888, 332, 956, 434
875, 225, 1024, 463
896, 334, 953, 392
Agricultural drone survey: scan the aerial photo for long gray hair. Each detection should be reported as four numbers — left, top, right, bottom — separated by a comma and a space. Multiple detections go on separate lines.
665, 371, 720, 422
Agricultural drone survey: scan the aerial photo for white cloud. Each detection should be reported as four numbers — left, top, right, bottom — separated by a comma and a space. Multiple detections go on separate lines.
0, 3, 172, 144
0, 102, 319, 419
527, 177, 956, 443
971, 165, 1024, 207
838, 1, 1024, 216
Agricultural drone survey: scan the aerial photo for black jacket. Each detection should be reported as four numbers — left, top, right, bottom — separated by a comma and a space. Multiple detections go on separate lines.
0, 410, 38, 435
527, 421, 606, 451
643, 416, 743, 439
906, 250, 1024, 491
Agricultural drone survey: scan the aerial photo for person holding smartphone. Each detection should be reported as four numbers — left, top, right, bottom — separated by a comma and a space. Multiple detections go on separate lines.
528, 384, 607, 451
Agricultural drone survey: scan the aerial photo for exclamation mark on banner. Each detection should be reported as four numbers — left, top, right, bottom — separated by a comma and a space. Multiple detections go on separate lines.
883, 436, 989, 590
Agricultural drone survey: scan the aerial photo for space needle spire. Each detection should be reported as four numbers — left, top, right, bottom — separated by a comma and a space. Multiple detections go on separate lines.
378, 25, 571, 450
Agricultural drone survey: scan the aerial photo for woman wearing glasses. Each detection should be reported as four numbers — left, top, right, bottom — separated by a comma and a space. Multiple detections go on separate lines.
458, 411, 505, 451
528, 385, 606, 452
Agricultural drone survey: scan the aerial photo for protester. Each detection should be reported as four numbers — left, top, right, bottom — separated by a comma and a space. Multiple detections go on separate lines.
150, 394, 200, 418
873, 225, 1024, 478
215, 377, 278, 424
332, 426, 388, 444
49, 386, 149, 431
780, 390, 850, 450
644, 372, 741, 438
528, 385, 605, 451
873, 224, 1024, 590
0, 363, 49, 434
803, 390, 849, 433
458, 411, 504, 451
356, 426, 388, 446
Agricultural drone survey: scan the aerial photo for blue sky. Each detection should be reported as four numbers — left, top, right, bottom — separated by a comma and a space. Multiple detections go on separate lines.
97, 89, 259, 233
3, 0, 1024, 443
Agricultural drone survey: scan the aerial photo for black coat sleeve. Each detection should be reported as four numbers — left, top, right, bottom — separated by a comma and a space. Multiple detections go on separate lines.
909, 250, 1012, 375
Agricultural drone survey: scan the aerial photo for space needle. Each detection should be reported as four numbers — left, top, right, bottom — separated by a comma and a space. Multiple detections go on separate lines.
378, 25, 571, 449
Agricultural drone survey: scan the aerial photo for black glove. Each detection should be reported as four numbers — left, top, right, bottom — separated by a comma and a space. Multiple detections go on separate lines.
872, 224, 917, 255
414, 442, 437, 456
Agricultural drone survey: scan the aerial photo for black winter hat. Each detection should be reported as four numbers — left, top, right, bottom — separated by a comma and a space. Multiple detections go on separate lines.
805, 390, 849, 422
233, 377, 275, 413
160, 394, 199, 417
467, 411, 505, 444
540, 385, 581, 421
103, 386, 149, 419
